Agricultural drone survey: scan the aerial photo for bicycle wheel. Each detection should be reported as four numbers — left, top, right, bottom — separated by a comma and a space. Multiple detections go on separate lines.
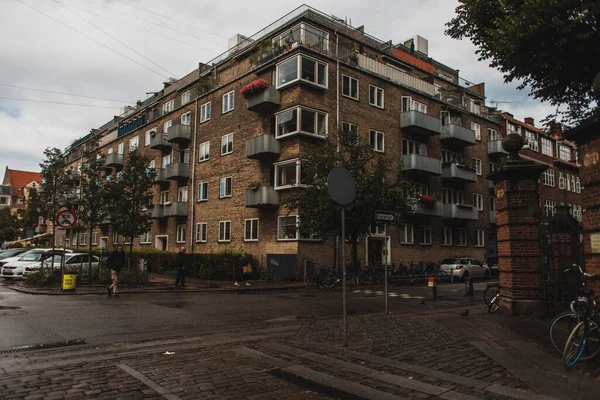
488, 294, 500, 314
563, 321, 588, 369
484, 284, 499, 306
304, 274, 317, 290
550, 312, 581, 355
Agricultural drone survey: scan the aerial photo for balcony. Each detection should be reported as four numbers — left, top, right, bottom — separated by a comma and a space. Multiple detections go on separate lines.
246, 135, 281, 160
488, 140, 507, 155
442, 204, 478, 220
34, 225, 47, 234
490, 210, 497, 225
65, 171, 80, 183
402, 154, 442, 175
149, 132, 172, 151
245, 186, 279, 208
411, 201, 442, 217
150, 205, 167, 219
246, 85, 281, 113
105, 153, 124, 168
441, 162, 477, 183
165, 163, 189, 180
440, 124, 476, 147
153, 168, 169, 184
400, 111, 441, 138
166, 125, 191, 144
165, 201, 188, 218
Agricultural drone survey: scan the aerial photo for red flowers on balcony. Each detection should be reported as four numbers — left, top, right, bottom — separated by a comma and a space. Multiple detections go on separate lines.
240, 79, 270, 99
418, 194, 436, 204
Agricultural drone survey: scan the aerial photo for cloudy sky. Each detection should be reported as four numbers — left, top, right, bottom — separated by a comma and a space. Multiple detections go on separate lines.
0, 0, 553, 175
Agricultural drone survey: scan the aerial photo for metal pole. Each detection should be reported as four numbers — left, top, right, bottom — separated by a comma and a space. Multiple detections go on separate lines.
342, 208, 347, 347
385, 224, 388, 314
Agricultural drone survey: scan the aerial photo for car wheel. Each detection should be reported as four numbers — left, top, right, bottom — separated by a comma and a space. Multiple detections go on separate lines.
484, 271, 490, 281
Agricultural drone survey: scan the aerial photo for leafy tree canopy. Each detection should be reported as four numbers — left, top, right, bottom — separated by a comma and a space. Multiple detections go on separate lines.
0, 208, 20, 243
446, 0, 600, 127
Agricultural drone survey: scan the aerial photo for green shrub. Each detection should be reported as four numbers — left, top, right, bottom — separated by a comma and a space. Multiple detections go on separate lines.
24, 269, 60, 287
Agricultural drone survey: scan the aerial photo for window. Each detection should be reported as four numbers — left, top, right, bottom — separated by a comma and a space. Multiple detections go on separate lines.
489, 162, 498, 173
472, 158, 482, 175
123, 235, 132, 245
401, 96, 427, 113
197, 182, 208, 202
161, 153, 171, 168
112, 231, 118, 244
541, 138, 553, 157
576, 177, 581, 193
195, 223, 207, 243
457, 228, 467, 246
559, 172, 565, 189
200, 102, 211, 122
341, 122, 358, 144
507, 123, 517, 135
473, 193, 484, 211
342, 75, 359, 100
488, 128, 499, 141
474, 230, 485, 247
544, 200, 556, 217
144, 129, 156, 147
490, 196, 496, 211
221, 133, 233, 155
525, 131, 538, 151
441, 227, 452, 246
418, 226, 432, 245
218, 221, 231, 242
370, 224, 386, 236
543, 169, 555, 187
181, 112, 191, 126
369, 129, 384, 152
180, 148, 190, 164
276, 55, 328, 89
80, 233, 88, 246
176, 224, 186, 243
140, 231, 151, 244
369, 85, 384, 108
442, 188, 465, 204
177, 186, 188, 202
163, 120, 172, 133
469, 99, 481, 115
92, 232, 98, 245
471, 122, 481, 141
559, 145, 571, 162
278, 216, 298, 240
160, 190, 169, 205
275, 159, 305, 189
570, 175, 576, 193
198, 141, 210, 162
441, 149, 464, 163
128, 136, 139, 152
273, 22, 329, 50
402, 138, 427, 155
117, 142, 124, 154
244, 219, 259, 241
413, 182, 428, 196
219, 177, 232, 198
222, 91, 235, 113
181, 90, 191, 105
275, 106, 327, 139
400, 224, 414, 244
163, 99, 175, 114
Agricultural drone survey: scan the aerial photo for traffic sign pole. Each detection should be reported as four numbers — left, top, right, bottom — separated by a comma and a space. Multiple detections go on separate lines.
385, 222, 388, 314
342, 208, 347, 347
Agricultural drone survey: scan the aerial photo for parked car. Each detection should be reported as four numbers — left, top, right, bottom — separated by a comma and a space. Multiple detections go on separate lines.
0, 248, 29, 260
1, 249, 72, 280
440, 257, 491, 281
23, 253, 100, 277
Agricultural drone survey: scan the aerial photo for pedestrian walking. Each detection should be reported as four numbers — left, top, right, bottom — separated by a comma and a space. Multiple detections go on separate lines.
106, 244, 126, 298
174, 246, 186, 289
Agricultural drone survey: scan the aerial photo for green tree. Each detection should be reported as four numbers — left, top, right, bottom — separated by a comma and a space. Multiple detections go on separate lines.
21, 188, 42, 233
446, 0, 600, 126
0, 207, 20, 243
279, 130, 415, 272
105, 150, 155, 255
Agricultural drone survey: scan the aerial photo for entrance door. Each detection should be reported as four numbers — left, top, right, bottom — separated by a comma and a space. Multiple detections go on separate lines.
100, 237, 108, 249
368, 238, 383, 266
155, 236, 168, 251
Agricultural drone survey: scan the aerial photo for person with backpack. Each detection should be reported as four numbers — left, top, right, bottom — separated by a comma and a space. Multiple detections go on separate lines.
106, 244, 126, 298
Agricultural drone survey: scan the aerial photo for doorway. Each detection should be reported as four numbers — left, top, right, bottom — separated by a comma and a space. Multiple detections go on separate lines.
100, 237, 108, 249
365, 236, 391, 267
155, 235, 168, 251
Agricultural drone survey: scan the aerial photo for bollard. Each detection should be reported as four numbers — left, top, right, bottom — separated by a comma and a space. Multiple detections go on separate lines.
427, 276, 437, 300
450, 268, 454, 283
464, 277, 474, 296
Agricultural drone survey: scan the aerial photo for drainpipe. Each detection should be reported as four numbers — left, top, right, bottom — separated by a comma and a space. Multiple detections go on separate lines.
189, 98, 198, 255
335, 31, 340, 270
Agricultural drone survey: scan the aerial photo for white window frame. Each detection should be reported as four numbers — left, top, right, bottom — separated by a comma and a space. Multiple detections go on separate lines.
442, 149, 464, 163
576, 177, 581, 193
441, 227, 452, 246
544, 200, 556, 217
244, 219, 259, 242
177, 186, 188, 202
80, 232, 88, 246
400, 224, 414, 244
219, 177, 232, 198
369, 129, 385, 153
341, 121, 358, 144
559, 145, 571, 162
176, 224, 186, 244
218, 221, 231, 242
275, 54, 329, 90
473, 193, 484, 211
401, 96, 427, 113
274, 159, 304, 190
92, 232, 98, 246
181, 90, 191, 105
200, 101, 211, 123
117, 142, 124, 155
198, 141, 210, 162
541, 137, 553, 157
195, 223, 207, 243
559, 172, 565, 190
160, 190, 169, 205
469, 99, 481, 115
525, 131, 538, 151
368, 85, 384, 109
457, 228, 467, 247
274, 106, 328, 139
197, 182, 208, 202
418, 225, 432, 245
222, 90, 235, 114
474, 230, 485, 248
140, 230, 152, 244
221, 133, 233, 156
181, 112, 191, 126
473, 158, 482, 175
144, 128, 156, 147
543, 169, 555, 187
277, 215, 298, 241
162, 99, 175, 114
342, 75, 359, 100
163, 120, 172, 133
402, 138, 427, 156
488, 128, 499, 141
471, 122, 481, 141
128, 136, 139, 152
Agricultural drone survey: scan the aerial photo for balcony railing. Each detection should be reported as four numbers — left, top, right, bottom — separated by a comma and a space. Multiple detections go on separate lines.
246, 85, 281, 112
402, 154, 442, 175
490, 210, 497, 225
105, 153, 124, 168
246, 135, 281, 160
440, 124, 476, 146
165, 163, 189, 180
165, 201, 188, 217
400, 110, 441, 137
411, 201, 442, 217
245, 186, 279, 208
166, 125, 191, 144
153, 168, 169, 184
488, 140, 507, 155
442, 204, 478, 220
149, 132, 172, 151
441, 162, 477, 183
149, 205, 167, 219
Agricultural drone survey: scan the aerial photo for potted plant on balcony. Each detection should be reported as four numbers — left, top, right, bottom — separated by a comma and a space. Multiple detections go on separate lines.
348, 53, 358, 66
418, 194, 436, 205
240, 79, 270, 99
248, 180, 261, 190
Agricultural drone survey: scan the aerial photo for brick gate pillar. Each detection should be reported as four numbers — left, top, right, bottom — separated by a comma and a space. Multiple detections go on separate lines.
489, 134, 548, 316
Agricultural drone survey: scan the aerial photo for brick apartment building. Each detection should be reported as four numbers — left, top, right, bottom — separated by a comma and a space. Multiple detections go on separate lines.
56, 6, 581, 275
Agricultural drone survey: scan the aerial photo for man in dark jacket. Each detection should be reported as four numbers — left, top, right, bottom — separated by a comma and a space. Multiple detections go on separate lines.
107, 244, 126, 298
174, 246, 186, 289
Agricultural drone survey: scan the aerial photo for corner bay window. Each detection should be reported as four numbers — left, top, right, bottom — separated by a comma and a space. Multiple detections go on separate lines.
274, 159, 305, 189
276, 55, 328, 89
275, 106, 327, 138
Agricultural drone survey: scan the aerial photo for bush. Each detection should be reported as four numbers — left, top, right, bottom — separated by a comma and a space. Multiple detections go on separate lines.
24, 268, 59, 287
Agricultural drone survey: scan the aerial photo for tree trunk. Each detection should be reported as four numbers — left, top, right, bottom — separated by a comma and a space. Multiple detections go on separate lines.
351, 233, 359, 278
88, 225, 93, 285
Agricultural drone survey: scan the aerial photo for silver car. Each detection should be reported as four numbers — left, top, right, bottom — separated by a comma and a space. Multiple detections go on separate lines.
440, 257, 491, 281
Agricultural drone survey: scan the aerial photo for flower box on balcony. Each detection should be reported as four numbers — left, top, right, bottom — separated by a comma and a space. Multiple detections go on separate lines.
241, 79, 270, 99
418, 195, 436, 205
456, 203, 473, 208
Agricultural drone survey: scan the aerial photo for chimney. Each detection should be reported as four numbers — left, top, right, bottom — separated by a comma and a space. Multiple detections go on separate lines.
550, 122, 563, 137
524, 117, 534, 126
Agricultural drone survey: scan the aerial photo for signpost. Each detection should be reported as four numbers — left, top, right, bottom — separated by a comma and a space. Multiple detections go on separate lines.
327, 167, 356, 347
375, 210, 395, 314
56, 209, 77, 290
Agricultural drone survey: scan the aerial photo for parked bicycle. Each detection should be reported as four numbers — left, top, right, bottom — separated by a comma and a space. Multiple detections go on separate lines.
303, 259, 318, 290
484, 282, 499, 307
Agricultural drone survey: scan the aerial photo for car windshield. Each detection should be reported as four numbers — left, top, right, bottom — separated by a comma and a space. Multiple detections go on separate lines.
43, 255, 64, 265
441, 258, 459, 264
19, 252, 45, 261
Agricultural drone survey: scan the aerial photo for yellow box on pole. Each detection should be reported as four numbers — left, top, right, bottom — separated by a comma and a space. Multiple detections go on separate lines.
62, 274, 77, 291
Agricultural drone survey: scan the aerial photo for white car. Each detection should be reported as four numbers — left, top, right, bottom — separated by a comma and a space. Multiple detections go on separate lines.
1, 249, 72, 280
440, 257, 491, 281
23, 253, 100, 277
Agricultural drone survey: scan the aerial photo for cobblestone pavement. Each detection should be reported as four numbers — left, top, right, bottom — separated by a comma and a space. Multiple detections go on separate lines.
1, 307, 598, 399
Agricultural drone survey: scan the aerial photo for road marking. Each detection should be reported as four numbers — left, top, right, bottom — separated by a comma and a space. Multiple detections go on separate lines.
119, 363, 182, 400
